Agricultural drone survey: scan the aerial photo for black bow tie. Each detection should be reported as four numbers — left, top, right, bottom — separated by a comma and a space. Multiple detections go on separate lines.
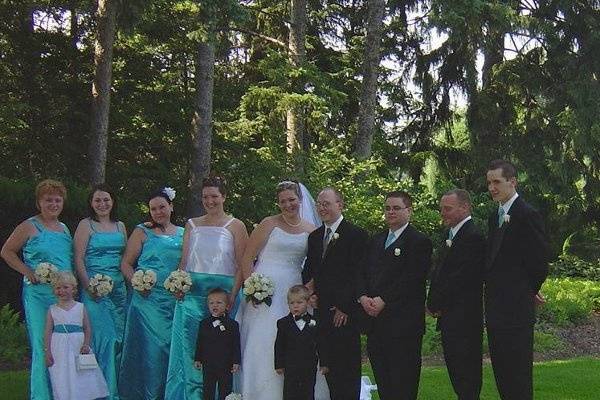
294, 313, 312, 322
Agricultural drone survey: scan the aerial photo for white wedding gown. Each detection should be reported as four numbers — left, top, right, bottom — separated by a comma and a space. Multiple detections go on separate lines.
237, 226, 330, 400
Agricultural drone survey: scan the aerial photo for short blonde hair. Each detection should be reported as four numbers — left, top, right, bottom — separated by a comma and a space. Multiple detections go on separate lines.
51, 271, 77, 289
36, 179, 67, 205
287, 284, 310, 302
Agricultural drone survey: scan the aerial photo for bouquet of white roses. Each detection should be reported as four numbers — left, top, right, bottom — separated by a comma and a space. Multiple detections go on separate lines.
35, 262, 58, 284
88, 274, 114, 297
243, 272, 274, 306
224, 394, 242, 400
131, 269, 157, 295
163, 270, 192, 297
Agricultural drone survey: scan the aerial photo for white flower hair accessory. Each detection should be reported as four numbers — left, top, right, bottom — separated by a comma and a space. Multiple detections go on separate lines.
394, 248, 401, 256
162, 187, 176, 201
446, 239, 453, 247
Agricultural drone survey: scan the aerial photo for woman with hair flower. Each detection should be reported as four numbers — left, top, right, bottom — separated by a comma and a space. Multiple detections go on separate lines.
119, 187, 184, 400
165, 176, 248, 399
73, 184, 127, 399
1, 179, 74, 399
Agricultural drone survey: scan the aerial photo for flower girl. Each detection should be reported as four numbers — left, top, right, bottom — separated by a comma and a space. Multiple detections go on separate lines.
43, 271, 109, 400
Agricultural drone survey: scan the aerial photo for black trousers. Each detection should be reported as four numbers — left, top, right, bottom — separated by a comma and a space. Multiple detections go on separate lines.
441, 328, 483, 400
323, 324, 361, 400
283, 368, 317, 400
367, 331, 423, 400
487, 326, 534, 400
202, 368, 232, 400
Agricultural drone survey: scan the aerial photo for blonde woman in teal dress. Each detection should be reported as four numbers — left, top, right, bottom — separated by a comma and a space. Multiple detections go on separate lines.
74, 184, 127, 400
1, 179, 73, 399
165, 177, 248, 399
119, 187, 184, 400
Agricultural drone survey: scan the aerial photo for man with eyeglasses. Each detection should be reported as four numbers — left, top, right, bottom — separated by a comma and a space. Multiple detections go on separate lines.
356, 190, 432, 400
302, 187, 368, 400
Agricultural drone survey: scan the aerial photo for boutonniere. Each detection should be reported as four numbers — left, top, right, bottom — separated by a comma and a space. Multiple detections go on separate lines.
332, 232, 340, 241
308, 319, 316, 327
212, 319, 226, 331
446, 239, 453, 247
503, 214, 510, 224
394, 248, 401, 256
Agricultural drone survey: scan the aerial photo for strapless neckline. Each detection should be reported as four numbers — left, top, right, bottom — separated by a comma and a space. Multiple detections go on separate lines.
272, 226, 309, 236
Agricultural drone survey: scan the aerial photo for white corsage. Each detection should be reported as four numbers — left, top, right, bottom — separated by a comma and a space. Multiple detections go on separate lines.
394, 248, 401, 256
243, 272, 275, 306
162, 187, 176, 201
446, 239, 453, 247
163, 270, 192, 297
88, 274, 114, 297
503, 214, 510, 224
34, 262, 58, 284
131, 269, 157, 295
225, 394, 242, 400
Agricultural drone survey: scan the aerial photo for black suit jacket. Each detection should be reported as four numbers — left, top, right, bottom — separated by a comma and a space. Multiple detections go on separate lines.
357, 224, 432, 337
302, 219, 368, 320
274, 313, 325, 372
194, 315, 241, 372
485, 196, 550, 329
427, 219, 485, 333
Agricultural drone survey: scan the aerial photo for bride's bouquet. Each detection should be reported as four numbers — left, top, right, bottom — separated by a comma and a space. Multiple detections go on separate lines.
163, 270, 192, 298
35, 262, 58, 284
131, 269, 157, 295
225, 394, 242, 400
88, 274, 114, 297
243, 272, 274, 306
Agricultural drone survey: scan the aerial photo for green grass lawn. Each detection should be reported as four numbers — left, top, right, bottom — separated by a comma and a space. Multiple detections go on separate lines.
2, 357, 598, 399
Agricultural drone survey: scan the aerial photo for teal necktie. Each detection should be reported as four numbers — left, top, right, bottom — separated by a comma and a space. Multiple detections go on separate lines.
385, 232, 396, 249
448, 229, 454, 240
498, 207, 506, 227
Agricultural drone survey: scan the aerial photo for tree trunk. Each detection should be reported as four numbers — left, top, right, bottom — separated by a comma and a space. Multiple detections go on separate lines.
187, 41, 215, 217
88, 0, 117, 185
353, 0, 386, 160
286, 0, 307, 176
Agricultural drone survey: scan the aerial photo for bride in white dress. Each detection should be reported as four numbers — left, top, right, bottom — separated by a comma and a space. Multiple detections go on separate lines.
237, 181, 330, 400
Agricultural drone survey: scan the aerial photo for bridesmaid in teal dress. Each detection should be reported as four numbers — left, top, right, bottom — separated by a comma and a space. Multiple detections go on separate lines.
74, 185, 127, 400
1, 179, 73, 399
119, 187, 184, 400
165, 177, 248, 399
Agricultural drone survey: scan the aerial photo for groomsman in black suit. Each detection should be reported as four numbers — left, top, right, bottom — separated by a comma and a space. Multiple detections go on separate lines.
357, 191, 432, 400
427, 189, 485, 400
485, 160, 549, 400
302, 187, 368, 400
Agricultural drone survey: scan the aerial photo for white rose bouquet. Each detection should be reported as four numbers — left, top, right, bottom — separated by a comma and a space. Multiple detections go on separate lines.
243, 272, 274, 306
35, 262, 58, 284
163, 270, 192, 298
131, 269, 157, 296
88, 274, 114, 297
225, 394, 242, 400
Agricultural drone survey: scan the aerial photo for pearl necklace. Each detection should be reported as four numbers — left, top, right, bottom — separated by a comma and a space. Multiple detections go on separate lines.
282, 215, 301, 227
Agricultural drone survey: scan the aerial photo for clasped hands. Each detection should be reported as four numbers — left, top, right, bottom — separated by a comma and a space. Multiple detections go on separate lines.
359, 296, 385, 317
194, 361, 239, 373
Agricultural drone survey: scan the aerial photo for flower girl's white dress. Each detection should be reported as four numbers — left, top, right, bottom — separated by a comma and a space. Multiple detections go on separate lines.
237, 227, 330, 400
48, 302, 109, 400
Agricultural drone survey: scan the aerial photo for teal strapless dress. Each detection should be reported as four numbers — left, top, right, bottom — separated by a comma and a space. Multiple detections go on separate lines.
165, 219, 240, 400
80, 220, 126, 400
119, 224, 183, 400
22, 217, 73, 400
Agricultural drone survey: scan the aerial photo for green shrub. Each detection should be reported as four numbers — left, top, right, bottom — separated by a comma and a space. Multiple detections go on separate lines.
0, 304, 29, 366
550, 254, 600, 281
533, 330, 565, 352
538, 278, 600, 326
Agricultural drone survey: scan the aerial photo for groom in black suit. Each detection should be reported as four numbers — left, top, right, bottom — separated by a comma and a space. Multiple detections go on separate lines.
357, 191, 432, 400
485, 160, 549, 400
427, 189, 485, 400
302, 187, 368, 400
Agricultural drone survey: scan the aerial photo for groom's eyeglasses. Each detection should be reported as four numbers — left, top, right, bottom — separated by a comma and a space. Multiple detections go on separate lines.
384, 205, 410, 212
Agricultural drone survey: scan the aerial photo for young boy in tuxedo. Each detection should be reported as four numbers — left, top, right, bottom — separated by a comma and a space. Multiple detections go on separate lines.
275, 285, 329, 400
194, 287, 240, 400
